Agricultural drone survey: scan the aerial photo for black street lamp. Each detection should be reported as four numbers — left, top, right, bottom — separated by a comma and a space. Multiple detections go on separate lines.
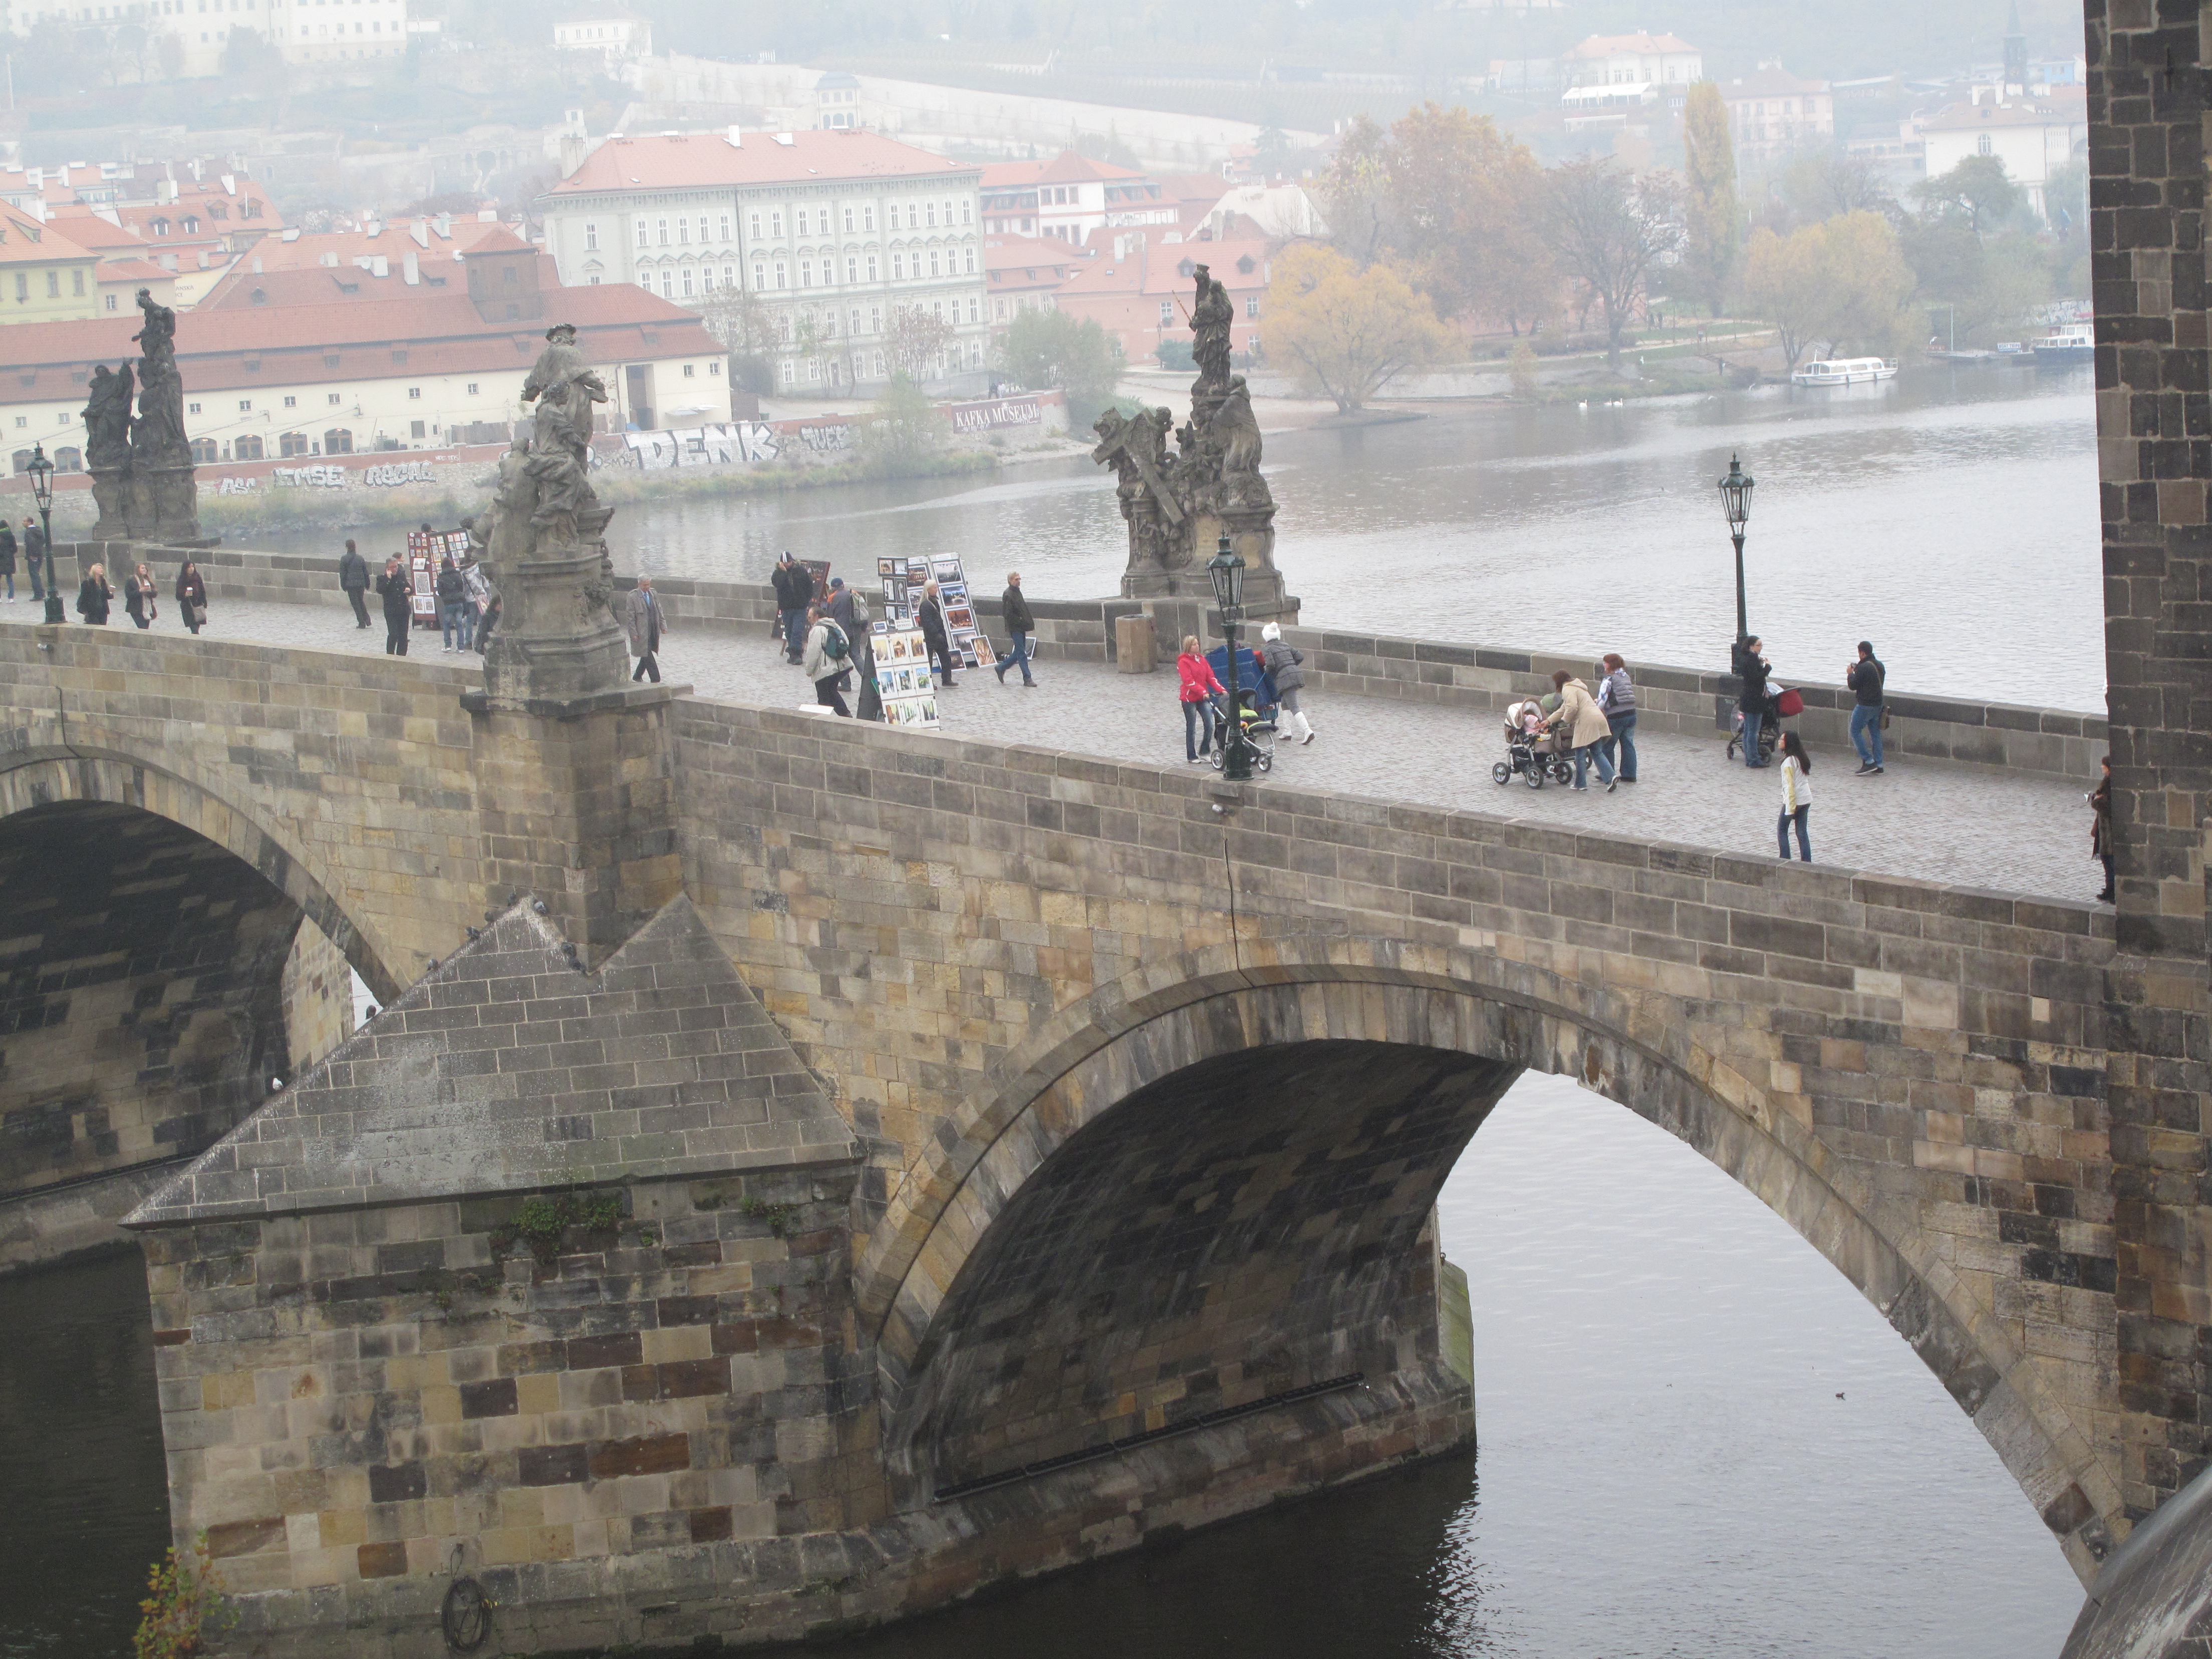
27, 443, 59, 625
1205, 535, 1251, 782
1717, 451, 1754, 657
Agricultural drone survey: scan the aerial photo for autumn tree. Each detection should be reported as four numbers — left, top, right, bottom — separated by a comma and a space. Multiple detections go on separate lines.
1679, 81, 1739, 317
1541, 160, 1686, 370
1264, 243, 1455, 412
1743, 211, 1915, 366
1315, 103, 1556, 334
1914, 155, 2024, 237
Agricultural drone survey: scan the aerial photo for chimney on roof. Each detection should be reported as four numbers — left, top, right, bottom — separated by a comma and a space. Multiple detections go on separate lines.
465, 238, 543, 325
410, 219, 429, 248
404, 250, 419, 286
320, 251, 338, 267
251, 255, 262, 274
370, 254, 388, 278
726, 125, 742, 148
435, 213, 451, 237
559, 129, 590, 179
365, 218, 381, 236
219, 173, 235, 196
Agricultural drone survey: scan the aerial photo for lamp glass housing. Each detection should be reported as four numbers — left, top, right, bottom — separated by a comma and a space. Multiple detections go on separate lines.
26, 444, 53, 515
1206, 537, 1245, 616
1718, 453, 1754, 535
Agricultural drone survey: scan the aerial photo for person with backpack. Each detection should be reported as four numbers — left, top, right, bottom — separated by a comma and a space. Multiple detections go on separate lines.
435, 555, 471, 651
1847, 640, 1886, 775
623, 576, 668, 684
339, 538, 371, 628
1778, 731, 1814, 861
803, 602, 854, 716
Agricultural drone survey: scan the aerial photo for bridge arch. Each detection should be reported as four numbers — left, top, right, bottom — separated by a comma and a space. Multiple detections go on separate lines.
861, 944, 2115, 1577
0, 751, 400, 1001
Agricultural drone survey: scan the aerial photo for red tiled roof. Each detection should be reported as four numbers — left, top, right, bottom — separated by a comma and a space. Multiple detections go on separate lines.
0, 285, 722, 399
982, 150, 1148, 191
548, 129, 976, 195
240, 218, 517, 274
1563, 32, 1699, 57
0, 205, 95, 266
984, 232, 1076, 275
1054, 237, 1268, 300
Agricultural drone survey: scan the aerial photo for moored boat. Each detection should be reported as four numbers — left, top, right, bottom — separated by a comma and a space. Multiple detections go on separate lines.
2031, 322, 2095, 366
1791, 357, 1899, 388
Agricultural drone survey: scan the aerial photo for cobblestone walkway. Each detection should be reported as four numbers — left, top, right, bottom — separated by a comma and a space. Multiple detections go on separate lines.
10, 598, 2100, 903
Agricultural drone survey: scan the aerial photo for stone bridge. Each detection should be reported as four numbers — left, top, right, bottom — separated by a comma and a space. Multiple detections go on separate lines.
0, 619, 2164, 1651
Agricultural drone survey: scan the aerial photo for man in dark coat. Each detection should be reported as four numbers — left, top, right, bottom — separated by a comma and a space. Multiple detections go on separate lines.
339, 538, 371, 628
375, 555, 412, 656
0, 520, 15, 603
771, 551, 812, 664
918, 579, 957, 688
994, 570, 1035, 686
23, 518, 46, 605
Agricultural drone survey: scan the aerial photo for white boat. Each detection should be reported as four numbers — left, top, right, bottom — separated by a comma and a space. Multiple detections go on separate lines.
2032, 322, 2095, 366
1791, 357, 1899, 387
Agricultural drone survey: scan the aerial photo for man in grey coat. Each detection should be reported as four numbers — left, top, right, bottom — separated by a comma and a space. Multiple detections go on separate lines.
623, 577, 668, 684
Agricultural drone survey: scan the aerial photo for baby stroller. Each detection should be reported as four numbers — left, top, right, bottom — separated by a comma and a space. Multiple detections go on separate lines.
1724, 685, 1802, 764
1205, 642, 1279, 772
1494, 700, 1575, 789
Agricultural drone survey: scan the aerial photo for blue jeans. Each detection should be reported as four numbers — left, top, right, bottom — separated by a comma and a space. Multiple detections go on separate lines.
1183, 698, 1219, 759
26, 558, 42, 602
441, 601, 472, 650
2, 571, 11, 598
1778, 805, 1811, 861
1597, 711, 1637, 782
1851, 703, 1884, 768
1569, 741, 1598, 787
1742, 703, 1765, 766
781, 606, 808, 660
997, 631, 1034, 683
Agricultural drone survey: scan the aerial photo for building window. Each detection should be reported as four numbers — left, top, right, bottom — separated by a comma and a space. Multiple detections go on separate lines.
235, 434, 264, 460
187, 400, 202, 414
843, 206, 855, 232
774, 262, 786, 289
191, 437, 218, 464
325, 428, 353, 454
963, 200, 972, 224
929, 250, 941, 278
964, 247, 975, 274
719, 214, 731, 241
801, 259, 812, 286
873, 350, 885, 376
869, 307, 881, 334
71, 268, 83, 296
44, 270, 58, 298
657, 218, 669, 245
411, 420, 425, 438
753, 263, 765, 289
634, 218, 647, 245
283, 394, 297, 407
1979, 134, 1993, 155
771, 210, 783, 236
104, 294, 116, 312
709, 361, 721, 376
750, 211, 761, 238
868, 255, 879, 282
864, 205, 875, 231
781, 360, 794, 385
585, 222, 598, 251
328, 393, 341, 405
893, 253, 904, 280
796, 208, 809, 235
407, 386, 421, 399
967, 296, 979, 322
466, 383, 477, 395
682, 267, 694, 297
683, 363, 695, 377
678, 217, 691, 245
280, 431, 309, 457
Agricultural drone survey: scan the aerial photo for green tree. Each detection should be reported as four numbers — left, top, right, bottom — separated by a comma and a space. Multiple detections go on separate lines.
1914, 155, 2024, 238
999, 308, 1126, 426
1541, 159, 1686, 370
1264, 242, 1455, 412
1680, 81, 1740, 317
861, 374, 950, 474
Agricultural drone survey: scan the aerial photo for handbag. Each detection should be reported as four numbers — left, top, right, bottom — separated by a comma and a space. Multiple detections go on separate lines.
1879, 705, 1891, 730
1774, 687, 1804, 718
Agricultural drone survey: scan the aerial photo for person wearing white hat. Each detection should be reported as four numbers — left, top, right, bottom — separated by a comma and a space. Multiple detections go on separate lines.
1258, 621, 1314, 745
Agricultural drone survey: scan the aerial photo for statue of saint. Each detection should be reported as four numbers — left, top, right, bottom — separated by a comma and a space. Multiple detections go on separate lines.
1189, 265, 1235, 392
519, 323, 609, 536
82, 364, 134, 470
129, 288, 190, 466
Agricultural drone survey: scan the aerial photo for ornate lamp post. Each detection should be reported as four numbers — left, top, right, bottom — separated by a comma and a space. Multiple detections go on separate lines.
1717, 452, 1755, 660
27, 443, 59, 625
1206, 535, 1250, 782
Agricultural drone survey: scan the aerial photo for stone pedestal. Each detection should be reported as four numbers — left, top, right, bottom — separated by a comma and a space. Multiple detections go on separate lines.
87, 465, 131, 540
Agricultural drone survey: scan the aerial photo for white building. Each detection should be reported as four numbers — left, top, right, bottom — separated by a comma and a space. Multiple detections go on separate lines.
811, 70, 860, 129
1919, 90, 2088, 220
1719, 65, 1836, 164
553, 17, 651, 66
7, 0, 409, 76
1559, 32, 1703, 91
538, 129, 990, 395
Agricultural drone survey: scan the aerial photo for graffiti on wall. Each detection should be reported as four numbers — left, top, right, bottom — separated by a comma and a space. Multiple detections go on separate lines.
947, 396, 1043, 435
363, 460, 438, 487
273, 465, 351, 488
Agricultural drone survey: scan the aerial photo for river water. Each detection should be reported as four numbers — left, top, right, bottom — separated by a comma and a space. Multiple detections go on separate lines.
0, 1075, 2083, 1658
250, 364, 2102, 712
1, 366, 2097, 1655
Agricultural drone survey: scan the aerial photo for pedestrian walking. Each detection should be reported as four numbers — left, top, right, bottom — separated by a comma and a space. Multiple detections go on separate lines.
75, 561, 112, 625
803, 603, 854, 715
1177, 633, 1227, 763
375, 555, 412, 655
623, 576, 668, 684
918, 579, 958, 687
1543, 669, 1611, 791
339, 538, 371, 629
0, 520, 16, 602
1777, 731, 1813, 860
995, 571, 1037, 686
1258, 622, 1313, 744
435, 556, 471, 651
2090, 755, 2114, 903
826, 576, 858, 633
1736, 636, 1773, 767
461, 552, 490, 645
772, 551, 812, 664
174, 559, 207, 634
1847, 640, 1886, 775
123, 561, 158, 629
24, 518, 46, 605
1595, 653, 1637, 785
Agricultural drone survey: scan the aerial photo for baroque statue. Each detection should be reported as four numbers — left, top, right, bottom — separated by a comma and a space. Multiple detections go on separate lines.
1090, 260, 1290, 617
86, 288, 200, 542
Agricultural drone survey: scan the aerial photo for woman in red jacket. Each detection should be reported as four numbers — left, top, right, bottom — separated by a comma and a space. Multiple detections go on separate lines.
1177, 633, 1227, 763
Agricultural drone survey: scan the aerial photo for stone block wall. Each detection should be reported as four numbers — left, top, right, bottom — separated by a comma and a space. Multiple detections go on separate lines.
2087, 0, 2212, 1533
142, 1165, 871, 1649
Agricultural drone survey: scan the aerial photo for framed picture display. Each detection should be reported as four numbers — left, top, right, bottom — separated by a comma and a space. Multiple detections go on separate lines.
877, 625, 940, 731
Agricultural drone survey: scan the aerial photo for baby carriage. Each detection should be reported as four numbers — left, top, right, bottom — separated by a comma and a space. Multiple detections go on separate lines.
1205, 643, 1279, 772
1494, 700, 1575, 789
1724, 685, 1802, 764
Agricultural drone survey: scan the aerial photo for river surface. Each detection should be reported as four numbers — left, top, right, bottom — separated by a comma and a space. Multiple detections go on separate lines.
0, 1073, 2083, 1658
247, 364, 2102, 712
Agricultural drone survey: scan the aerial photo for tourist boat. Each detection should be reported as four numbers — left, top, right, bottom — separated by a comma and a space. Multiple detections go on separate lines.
2031, 322, 2096, 366
1791, 357, 1899, 387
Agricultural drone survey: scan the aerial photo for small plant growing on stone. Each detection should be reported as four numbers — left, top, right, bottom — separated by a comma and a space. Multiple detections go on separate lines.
496, 1190, 627, 1265
133, 1534, 231, 1659
736, 1196, 799, 1237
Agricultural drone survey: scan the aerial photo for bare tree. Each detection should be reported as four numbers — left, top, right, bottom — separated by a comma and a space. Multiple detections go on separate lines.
1541, 160, 1685, 371
886, 305, 956, 382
